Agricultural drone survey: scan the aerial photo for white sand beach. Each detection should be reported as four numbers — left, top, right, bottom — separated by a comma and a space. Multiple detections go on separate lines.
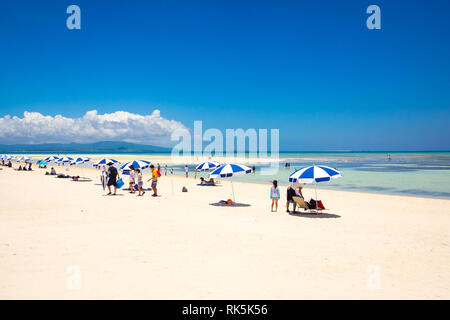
0, 157, 449, 299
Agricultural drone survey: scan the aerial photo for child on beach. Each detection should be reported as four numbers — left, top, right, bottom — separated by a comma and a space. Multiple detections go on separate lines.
270, 180, 280, 212
135, 168, 145, 196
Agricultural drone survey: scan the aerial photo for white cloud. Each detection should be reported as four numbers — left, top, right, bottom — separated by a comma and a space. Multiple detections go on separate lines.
0, 110, 188, 146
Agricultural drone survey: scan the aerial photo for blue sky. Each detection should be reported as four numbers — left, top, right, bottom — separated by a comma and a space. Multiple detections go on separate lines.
0, 0, 449, 150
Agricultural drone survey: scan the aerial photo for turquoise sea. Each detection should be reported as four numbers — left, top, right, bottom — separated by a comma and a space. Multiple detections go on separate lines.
12, 151, 450, 199
171, 152, 450, 199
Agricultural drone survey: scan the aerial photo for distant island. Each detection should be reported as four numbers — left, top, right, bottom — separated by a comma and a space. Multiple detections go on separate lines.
0, 141, 172, 153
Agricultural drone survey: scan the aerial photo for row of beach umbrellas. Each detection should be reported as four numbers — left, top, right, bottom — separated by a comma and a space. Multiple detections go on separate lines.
2, 153, 342, 202
196, 161, 342, 202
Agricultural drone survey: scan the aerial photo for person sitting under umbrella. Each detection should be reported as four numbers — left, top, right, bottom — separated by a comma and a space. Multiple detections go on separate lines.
286, 182, 305, 213
200, 177, 216, 185
286, 185, 296, 213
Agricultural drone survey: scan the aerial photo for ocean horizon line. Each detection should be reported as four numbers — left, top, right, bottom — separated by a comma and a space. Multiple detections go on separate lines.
2, 150, 450, 155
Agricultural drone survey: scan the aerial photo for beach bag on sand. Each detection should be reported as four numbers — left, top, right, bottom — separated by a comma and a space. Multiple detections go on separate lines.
309, 199, 317, 209
116, 178, 124, 189
317, 200, 325, 210
182, 186, 188, 192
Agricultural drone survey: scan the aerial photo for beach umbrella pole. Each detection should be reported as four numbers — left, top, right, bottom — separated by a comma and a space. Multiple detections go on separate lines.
231, 180, 236, 202
314, 181, 318, 200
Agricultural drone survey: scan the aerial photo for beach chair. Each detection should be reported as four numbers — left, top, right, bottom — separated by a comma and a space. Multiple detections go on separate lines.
292, 196, 327, 214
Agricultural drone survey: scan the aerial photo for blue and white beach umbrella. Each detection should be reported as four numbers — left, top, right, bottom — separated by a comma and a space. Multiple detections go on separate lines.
289, 165, 342, 200
209, 163, 252, 202
209, 163, 252, 178
289, 165, 341, 183
17, 156, 32, 162
70, 157, 90, 165
120, 160, 151, 171
195, 161, 220, 171
44, 156, 60, 162
56, 156, 74, 164
93, 158, 118, 167
0, 154, 13, 161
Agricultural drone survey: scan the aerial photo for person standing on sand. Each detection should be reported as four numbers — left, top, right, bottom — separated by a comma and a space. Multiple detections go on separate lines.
164, 164, 167, 176
185, 165, 189, 178
128, 165, 136, 193
147, 164, 158, 196
135, 168, 145, 196
270, 180, 280, 212
107, 163, 120, 195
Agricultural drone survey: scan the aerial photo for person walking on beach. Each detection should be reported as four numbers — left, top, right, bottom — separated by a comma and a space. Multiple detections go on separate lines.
164, 164, 167, 176
185, 165, 189, 178
128, 165, 136, 193
270, 180, 280, 212
107, 163, 120, 195
135, 168, 145, 196
147, 164, 158, 197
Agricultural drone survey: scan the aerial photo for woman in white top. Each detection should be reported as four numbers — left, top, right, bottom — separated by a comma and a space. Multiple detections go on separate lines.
129, 167, 136, 193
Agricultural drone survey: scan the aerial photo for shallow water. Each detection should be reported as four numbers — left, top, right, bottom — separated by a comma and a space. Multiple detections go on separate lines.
25, 152, 450, 199
171, 152, 450, 199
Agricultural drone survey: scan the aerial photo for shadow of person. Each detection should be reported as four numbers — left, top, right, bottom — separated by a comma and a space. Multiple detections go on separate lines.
289, 211, 341, 219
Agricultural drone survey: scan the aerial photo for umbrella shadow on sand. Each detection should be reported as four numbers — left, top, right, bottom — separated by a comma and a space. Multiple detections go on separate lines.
209, 202, 251, 207
289, 211, 341, 219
